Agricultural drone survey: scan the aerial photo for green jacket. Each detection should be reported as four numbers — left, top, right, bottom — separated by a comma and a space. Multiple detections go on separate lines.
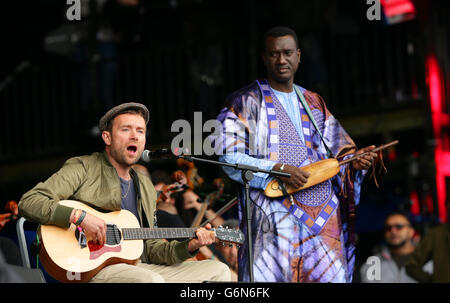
18, 151, 196, 265
405, 223, 450, 282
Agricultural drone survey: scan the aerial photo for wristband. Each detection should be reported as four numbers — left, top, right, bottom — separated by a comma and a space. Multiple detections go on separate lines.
75, 210, 86, 226
72, 209, 81, 225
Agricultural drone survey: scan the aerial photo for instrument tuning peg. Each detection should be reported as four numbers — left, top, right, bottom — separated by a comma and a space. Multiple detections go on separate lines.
228, 243, 233, 248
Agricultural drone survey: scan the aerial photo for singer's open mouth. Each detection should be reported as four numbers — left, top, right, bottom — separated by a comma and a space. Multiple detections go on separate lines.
127, 145, 137, 153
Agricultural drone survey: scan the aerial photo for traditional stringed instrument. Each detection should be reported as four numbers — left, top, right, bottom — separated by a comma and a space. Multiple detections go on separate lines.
38, 200, 244, 283
264, 140, 398, 198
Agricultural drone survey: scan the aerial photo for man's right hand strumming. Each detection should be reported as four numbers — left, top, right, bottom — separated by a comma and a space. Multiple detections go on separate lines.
70, 209, 107, 246
273, 163, 310, 188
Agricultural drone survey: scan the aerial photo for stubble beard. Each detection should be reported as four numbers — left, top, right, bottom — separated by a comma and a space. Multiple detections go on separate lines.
109, 142, 137, 168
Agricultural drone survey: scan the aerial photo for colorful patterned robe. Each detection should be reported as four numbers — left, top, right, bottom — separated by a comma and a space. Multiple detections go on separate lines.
212, 80, 366, 282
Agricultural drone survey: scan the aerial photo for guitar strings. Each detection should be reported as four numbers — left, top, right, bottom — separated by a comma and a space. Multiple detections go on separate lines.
101, 227, 240, 244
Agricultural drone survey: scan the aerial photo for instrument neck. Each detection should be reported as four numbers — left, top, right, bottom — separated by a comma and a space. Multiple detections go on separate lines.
122, 227, 204, 241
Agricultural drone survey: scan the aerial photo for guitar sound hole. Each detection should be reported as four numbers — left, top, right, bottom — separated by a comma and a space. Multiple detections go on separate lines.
74, 224, 121, 246
106, 224, 122, 246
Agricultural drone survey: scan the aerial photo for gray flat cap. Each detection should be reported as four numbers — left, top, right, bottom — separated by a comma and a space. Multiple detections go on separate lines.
99, 102, 150, 132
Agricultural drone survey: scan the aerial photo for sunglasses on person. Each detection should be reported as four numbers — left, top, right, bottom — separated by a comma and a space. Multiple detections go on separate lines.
384, 223, 410, 232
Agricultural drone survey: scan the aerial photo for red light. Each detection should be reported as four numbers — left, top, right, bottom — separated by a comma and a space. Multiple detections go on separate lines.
425, 194, 434, 215
426, 56, 443, 114
388, 149, 397, 161
380, 0, 416, 18
426, 55, 448, 223
380, 0, 416, 24
410, 191, 420, 216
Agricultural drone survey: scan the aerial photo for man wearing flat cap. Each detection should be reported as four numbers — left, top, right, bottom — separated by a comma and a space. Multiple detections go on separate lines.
19, 102, 231, 283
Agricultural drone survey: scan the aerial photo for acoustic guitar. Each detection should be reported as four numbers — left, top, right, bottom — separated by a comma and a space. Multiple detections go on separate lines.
38, 200, 244, 283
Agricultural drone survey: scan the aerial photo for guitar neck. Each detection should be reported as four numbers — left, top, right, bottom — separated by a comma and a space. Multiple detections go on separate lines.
121, 227, 203, 241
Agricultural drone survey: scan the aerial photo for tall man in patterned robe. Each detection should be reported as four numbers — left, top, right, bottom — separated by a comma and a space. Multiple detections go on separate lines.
212, 27, 377, 282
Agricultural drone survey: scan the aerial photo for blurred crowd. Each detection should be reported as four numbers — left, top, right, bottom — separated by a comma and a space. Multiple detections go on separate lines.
134, 160, 240, 281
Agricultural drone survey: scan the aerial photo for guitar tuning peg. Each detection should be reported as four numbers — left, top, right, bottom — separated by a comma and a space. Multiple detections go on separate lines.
229, 243, 233, 248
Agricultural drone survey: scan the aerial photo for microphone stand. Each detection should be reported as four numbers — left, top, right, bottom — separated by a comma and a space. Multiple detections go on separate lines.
177, 154, 290, 282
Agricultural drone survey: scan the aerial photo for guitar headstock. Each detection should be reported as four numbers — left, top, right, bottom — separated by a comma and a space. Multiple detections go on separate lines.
214, 226, 244, 246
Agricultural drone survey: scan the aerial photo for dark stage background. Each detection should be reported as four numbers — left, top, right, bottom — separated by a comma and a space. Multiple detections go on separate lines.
0, 0, 449, 281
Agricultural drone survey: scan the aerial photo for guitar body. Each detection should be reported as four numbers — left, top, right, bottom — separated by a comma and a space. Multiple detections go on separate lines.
39, 200, 143, 283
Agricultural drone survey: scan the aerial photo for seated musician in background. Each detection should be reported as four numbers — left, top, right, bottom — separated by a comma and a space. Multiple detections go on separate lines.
151, 170, 222, 262
18, 102, 231, 283
179, 189, 225, 228
0, 200, 22, 267
151, 169, 190, 236
151, 169, 186, 218
0, 201, 18, 231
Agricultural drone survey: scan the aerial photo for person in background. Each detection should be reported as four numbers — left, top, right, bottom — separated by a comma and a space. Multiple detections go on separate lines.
214, 219, 239, 281
405, 201, 450, 282
151, 169, 187, 225
180, 189, 225, 228
360, 212, 432, 283
0, 200, 22, 266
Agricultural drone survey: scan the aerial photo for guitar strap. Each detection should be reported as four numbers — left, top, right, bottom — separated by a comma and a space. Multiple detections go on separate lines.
130, 169, 150, 228
294, 85, 347, 196
294, 85, 334, 159
130, 169, 152, 264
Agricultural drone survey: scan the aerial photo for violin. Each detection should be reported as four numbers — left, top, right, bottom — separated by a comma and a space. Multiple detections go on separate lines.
176, 158, 204, 190
190, 178, 225, 228
156, 170, 189, 204
0, 200, 18, 230
192, 178, 226, 261
5, 200, 18, 219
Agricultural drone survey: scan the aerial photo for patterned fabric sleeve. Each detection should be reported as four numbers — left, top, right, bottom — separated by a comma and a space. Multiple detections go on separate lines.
212, 83, 276, 189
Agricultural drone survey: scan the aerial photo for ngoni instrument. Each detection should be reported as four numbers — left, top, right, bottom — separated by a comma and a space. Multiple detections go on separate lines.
264, 140, 398, 198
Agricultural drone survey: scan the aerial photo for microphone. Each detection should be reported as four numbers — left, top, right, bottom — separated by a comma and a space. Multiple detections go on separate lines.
140, 147, 189, 162
140, 148, 172, 162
